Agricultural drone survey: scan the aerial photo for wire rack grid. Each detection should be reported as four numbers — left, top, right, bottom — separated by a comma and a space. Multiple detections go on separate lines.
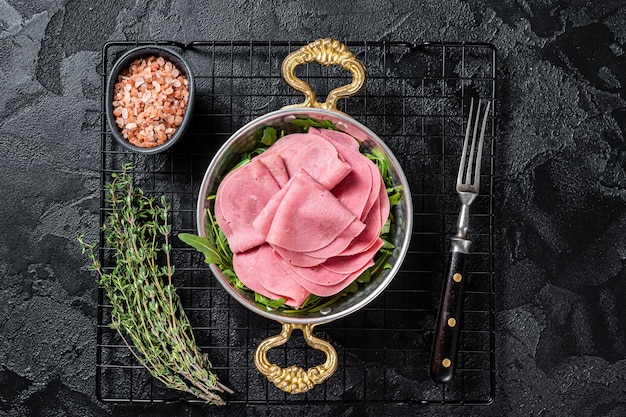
97, 40, 496, 406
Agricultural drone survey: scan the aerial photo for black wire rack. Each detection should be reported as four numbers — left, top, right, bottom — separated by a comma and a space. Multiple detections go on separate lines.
97, 40, 496, 406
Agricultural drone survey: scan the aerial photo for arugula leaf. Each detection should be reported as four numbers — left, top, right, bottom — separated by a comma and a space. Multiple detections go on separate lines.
381, 239, 395, 251
178, 233, 222, 265
387, 186, 403, 206
356, 269, 372, 284
255, 293, 287, 309
260, 126, 278, 146
380, 218, 391, 235
365, 147, 398, 188
342, 281, 359, 294
233, 147, 266, 169
290, 117, 340, 131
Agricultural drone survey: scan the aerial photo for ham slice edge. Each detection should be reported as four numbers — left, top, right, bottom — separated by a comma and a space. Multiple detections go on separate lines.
215, 158, 280, 253
233, 244, 311, 308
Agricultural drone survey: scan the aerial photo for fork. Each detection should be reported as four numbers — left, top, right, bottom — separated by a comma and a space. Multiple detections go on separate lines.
430, 98, 491, 383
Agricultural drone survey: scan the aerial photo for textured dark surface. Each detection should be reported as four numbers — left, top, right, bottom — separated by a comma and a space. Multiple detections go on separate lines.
1, 1, 625, 416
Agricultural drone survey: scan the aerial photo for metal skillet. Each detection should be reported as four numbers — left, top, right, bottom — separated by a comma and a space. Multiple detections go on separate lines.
196, 38, 413, 394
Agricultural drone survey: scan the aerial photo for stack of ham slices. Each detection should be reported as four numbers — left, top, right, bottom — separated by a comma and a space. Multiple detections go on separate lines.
215, 127, 390, 308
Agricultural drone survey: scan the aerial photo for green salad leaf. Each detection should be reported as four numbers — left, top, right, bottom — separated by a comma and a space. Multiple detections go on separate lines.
255, 293, 287, 309
260, 126, 278, 146
178, 233, 222, 265
289, 117, 340, 131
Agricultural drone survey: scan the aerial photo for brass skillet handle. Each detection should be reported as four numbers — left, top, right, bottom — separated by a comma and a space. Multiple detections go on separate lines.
254, 323, 338, 394
281, 38, 366, 112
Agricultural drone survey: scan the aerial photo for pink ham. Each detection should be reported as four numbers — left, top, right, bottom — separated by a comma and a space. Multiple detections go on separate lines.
214, 127, 393, 307
270, 205, 375, 266
322, 238, 385, 274
277, 256, 374, 297
232, 250, 284, 300
233, 244, 310, 308
378, 172, 390, 225
337, 195, 383, 257
327, 140, 375, 219
361, 160, 385, 221
258, 153, 289, 187
312, 127, 360, 152
296, 218, 365, 259
215, 158, 280, 253
270, 215, 366, 267
272, 245, 326, 267
251, 174, 294, 237
213, 195, 233, 237
290, 264, 354, 286
264, 169, 365, 252
261, 132, 351, 189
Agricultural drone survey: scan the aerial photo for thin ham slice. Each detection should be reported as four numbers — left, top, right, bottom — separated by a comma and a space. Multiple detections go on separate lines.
251, 174, 294, 237
272, 245, 326, 267
265, 169, 365, 252
296, 218, 365, 259
261, 132, 351, 189
278, 257, 374, 297
270, 214, 366, 267
378, 172, 390, 225
232, 250, 284, 300
270, 189, 377, 265
336, 195, 383, 257
322, 237, 385, 274
328, 140, 375, 219
215, 158, 280, 253
259, 153, 289, 187
213, 195, 233, 237
233, 244, 310, 308
291, 264, 358, 287
312, 127, 360, 152
361, 160, 385, 221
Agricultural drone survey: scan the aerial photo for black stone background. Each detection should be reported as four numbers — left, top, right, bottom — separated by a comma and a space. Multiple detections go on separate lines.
1, 0, 625, 416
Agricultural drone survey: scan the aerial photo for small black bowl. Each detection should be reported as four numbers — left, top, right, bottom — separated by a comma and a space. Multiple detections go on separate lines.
105, 45, 195, 154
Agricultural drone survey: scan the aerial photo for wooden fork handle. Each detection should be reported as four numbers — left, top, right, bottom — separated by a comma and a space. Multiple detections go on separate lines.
430, 248, 468, 383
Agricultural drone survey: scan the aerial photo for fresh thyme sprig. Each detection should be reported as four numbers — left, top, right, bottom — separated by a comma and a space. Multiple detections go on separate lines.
78, 163, 232, 405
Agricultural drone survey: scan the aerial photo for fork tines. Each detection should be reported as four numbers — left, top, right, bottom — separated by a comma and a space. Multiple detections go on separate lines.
458, 98, 491, 190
